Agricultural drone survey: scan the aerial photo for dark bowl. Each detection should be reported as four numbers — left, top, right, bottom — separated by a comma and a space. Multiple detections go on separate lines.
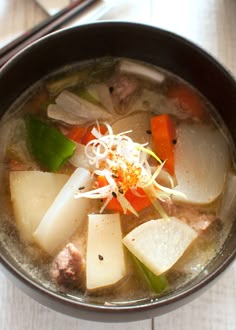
0, 21, 236, 322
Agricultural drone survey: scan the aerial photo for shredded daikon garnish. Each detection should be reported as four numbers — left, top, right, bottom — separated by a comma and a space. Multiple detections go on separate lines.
74, 123, 182, 216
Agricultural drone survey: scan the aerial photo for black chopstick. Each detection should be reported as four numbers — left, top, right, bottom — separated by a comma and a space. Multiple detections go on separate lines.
0, 0, 99, 68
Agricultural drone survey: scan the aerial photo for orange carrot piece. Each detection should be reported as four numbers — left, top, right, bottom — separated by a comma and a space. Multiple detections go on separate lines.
97, 176, 152, 213
81, 124, 107, 145
97, 175, 109, 187
167, 84, 205, 119
151, 114, 176, 175
67, 124, 107, 144
125, 188, 152, 212
66, 126, 87, 143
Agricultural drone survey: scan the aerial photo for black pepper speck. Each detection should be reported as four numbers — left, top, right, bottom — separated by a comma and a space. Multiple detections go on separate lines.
112, 191, 117, 198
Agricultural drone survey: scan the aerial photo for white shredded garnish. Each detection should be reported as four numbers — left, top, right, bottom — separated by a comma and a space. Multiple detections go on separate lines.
74, 122, 183, 216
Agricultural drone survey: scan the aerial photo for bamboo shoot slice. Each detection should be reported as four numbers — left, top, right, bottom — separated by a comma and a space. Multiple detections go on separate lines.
56, 91, 112, 121
123, 217, 198, 276
34, 167, 92, 255
47, 104, 88, 125
86, 213, 126, 290
87, 83, 114, 113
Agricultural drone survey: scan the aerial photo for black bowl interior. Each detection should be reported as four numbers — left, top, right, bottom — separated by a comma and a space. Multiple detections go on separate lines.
0, 21, 236, 322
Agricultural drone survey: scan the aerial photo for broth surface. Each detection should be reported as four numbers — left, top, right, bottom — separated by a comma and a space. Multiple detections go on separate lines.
0, 57, 235, 305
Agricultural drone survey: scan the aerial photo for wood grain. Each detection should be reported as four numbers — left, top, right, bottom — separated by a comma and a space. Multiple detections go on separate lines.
0, 0, 47, 48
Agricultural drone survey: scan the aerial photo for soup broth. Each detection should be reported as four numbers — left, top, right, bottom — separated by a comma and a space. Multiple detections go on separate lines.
0, 57, 235, 305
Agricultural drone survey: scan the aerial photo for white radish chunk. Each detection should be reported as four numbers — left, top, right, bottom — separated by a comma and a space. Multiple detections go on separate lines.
9, 171, 69, 243
154, 167, 177, 188
111, 111, 152, 145
34, 168, 92, 255
123, 217, 198, 276
69, 143, 94, 170
173, 123, 230, 204
119, 60, 165, 83
56, 91, 112, 121
86, 213, 126, 290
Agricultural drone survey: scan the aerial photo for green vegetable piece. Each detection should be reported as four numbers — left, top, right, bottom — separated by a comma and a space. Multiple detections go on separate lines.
77, 88, 101, 106
46, 72, 81, 95
25, 115, 76, 171
131, 254, 168, 294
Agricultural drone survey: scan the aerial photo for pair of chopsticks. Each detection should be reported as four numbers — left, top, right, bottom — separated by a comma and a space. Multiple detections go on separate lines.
0, 0, 99, 68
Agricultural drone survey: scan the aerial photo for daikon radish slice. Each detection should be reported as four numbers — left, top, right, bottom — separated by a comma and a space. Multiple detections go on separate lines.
86, 213, 126, 290
119, 59, 165, 83
69, 143, 94, 170
10, 171, 69, 243
34, 168, 92, 255
111, 111, 152, 145
173, 123, 230, 204
123, 217, 197, 276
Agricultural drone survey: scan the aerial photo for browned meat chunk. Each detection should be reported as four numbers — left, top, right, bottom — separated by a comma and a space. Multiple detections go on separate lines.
50, 243, 85, 290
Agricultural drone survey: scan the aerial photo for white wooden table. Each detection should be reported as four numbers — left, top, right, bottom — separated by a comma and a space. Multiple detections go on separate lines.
0, 1, 236, 329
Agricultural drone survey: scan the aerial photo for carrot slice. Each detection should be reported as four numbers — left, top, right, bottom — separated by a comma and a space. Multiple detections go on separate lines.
81, 124, 107, 145
67, 124, 107, 144
167, 84, 205, 119
151, 114, 176, 175
97, 176, 152, 213
66, 126, 87, 143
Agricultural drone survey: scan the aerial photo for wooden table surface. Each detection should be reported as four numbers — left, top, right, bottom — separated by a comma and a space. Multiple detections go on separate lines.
0, 1, 236, 329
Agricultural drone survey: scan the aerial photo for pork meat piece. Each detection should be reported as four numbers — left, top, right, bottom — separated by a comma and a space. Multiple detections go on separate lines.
110, 75, 138, 102
161, 200, 216, 233
50, 243, 85, 290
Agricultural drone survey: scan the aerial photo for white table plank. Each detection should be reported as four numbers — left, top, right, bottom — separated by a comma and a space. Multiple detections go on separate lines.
0, 271, 152, 330
151, 0, 236, 74
154, 261, 236, 330
0, 0, 47, 48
